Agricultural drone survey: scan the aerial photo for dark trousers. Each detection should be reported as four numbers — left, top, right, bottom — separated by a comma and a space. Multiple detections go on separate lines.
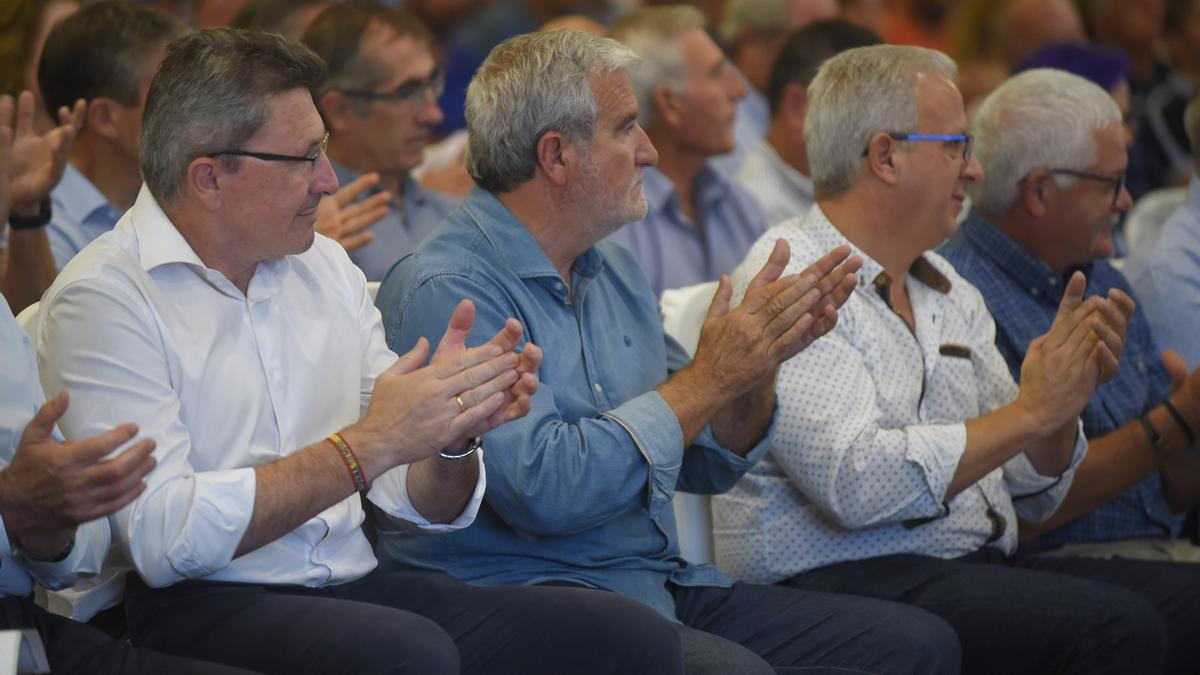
783, 549, 1198, 675
0, 595, 256, 675
670, 581, 961, 674
125, 569, 683, 675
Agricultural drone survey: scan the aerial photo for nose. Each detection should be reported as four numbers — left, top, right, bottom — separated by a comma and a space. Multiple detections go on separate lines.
961, 152, 983, 182
311, 152, 339, 196
417, 87, 444, 127
1114, 183, 1133, 212
636, 123, 659, 167
723, 64, 747, 102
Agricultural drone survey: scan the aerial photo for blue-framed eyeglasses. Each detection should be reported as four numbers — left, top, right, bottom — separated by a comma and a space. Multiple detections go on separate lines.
862, 132, 973, 163
208, 131, 329, 165
338, 69, 445, 105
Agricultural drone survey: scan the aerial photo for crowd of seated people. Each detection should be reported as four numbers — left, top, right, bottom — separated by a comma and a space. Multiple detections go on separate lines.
3, 1, 1200, 674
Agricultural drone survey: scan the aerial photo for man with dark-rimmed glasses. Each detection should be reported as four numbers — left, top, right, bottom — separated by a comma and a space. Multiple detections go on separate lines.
302, 4, 461, 281
941, 67, 1200, 674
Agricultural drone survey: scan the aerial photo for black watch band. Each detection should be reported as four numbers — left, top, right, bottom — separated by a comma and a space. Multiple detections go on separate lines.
15, 536, 75, 563
8, 198, 52, 231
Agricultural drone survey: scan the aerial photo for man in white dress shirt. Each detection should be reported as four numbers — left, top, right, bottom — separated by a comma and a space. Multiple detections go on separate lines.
33, 28, 683, 675
711, 44, 1200, 675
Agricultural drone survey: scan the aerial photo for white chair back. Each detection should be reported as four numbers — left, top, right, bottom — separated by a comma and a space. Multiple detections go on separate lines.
14, 302, 39, 338
660, 281, 720, 565
367, 281, 381, 303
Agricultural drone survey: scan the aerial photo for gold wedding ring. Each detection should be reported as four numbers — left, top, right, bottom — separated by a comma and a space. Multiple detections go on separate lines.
455, 394, 466, 413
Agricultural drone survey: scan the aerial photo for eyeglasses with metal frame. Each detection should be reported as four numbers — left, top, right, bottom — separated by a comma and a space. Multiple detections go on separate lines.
336, 69, 446, 105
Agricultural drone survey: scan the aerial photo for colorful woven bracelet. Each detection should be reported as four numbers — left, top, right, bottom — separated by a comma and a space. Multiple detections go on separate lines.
327, 433, 368, 492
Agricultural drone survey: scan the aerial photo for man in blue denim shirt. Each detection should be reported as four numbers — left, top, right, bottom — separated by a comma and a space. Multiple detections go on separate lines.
375, 28, 960, 675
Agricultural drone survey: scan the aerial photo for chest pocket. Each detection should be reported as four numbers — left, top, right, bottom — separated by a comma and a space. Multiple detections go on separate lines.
924, 343, 981, 421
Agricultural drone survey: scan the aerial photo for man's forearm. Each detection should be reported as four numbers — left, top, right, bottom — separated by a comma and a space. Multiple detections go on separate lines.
952, 403, 1072, 500
2, 226, 56, 314
710, 382, 774, 457
404, 455, 480, 524
236, 437, 363, 557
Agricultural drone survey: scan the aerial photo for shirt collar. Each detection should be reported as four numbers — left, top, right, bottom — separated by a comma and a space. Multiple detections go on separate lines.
805, 203, 951, 296
460, 186, 605, 281
642, 163, 732, 218
125, 185, 292, 298
961, 210, 1071, 297
52, 163, 118, 227
757, 141, 813, 201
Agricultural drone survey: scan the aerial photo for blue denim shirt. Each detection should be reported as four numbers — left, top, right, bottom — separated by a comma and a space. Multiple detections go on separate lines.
331, 162, 460, 281
606, 164, 767, 296
373, 187, 773, 618
941, 211, 1180, 550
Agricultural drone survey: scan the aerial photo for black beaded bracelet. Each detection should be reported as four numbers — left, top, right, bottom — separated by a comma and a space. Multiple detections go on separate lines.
1162, 399, 1197, 447
7, 198, 51, 230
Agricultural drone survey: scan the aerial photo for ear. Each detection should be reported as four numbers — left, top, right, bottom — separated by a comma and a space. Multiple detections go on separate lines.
535, 130, 573, 187
186, 157, 224, 211
781, 83, 807, 125
863, 131, 900, 186
1018, 168, 1052, 219
651, 83, 684, 131
317, 90, 360, 133
86, 97, 119, 140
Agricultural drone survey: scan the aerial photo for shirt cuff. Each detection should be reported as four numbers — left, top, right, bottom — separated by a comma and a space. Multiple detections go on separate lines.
164, 467, 256, 580
600, 390, 685, 518
1007, 419, 1088, 522
904, 422, 967, 504
21, 517, 107, 591
367, 450, 486, 532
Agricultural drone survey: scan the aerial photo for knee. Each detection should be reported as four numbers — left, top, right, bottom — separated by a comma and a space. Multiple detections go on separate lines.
535, 589, 683, 675
897, 610, 961, 675
1089, 590, 1167, 669
355, 613, 459, 675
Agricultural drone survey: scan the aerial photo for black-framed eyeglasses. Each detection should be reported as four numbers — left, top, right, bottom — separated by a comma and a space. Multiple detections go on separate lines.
1045, 168, 1126, 208
338, 69, 445, 105
208, 131, 329, 165
862, 132, 973, 163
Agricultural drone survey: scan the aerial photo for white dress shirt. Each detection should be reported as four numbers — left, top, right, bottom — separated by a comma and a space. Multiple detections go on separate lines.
0, 297, 109, 599
712, 206, 1087, 584
33, 186, 484, 596
734, 139, 814, 228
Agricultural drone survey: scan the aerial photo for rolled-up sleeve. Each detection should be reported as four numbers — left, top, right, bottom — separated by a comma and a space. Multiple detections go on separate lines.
37, 279, 255, 588
367, 455, 486, 532
1004, 419, 1087, 522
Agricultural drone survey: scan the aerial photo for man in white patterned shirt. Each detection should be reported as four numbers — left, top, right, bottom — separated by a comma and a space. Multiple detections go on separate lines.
712, 44, 1200, 675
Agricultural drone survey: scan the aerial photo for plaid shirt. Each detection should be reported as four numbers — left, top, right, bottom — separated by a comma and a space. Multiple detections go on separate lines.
941, 211, 1180, 551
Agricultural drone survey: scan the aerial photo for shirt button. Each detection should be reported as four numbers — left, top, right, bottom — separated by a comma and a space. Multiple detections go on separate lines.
555, 281, 565, 291
593, 383, 603, 393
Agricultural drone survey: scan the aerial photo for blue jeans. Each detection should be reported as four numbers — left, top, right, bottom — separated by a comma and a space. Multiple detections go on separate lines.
671, 581, 961, 674
784, 550, 1179, 675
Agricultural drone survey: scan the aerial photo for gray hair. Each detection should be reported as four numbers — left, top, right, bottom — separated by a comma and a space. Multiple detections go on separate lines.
806, 44, 957, 198
608, 5, 706, 129
719, 0, 791, 44
970, 68, 1121, 215
140, 28, 326, 205
465, 29, 638, 194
